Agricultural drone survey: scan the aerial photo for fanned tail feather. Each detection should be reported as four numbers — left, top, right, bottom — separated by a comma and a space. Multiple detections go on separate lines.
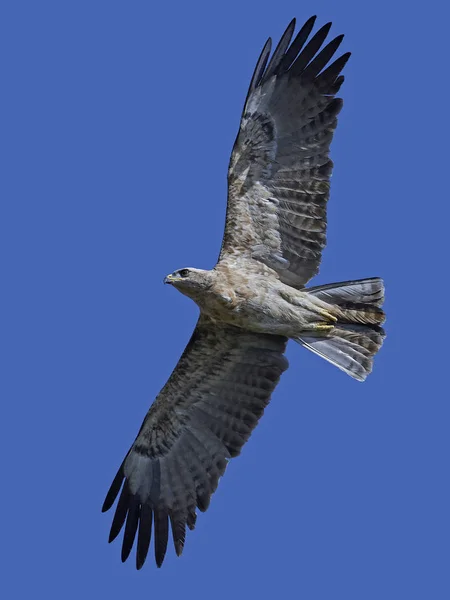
296, 278, 385, 381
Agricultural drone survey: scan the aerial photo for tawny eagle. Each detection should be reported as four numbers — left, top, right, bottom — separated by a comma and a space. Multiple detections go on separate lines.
102, 15, 385, 569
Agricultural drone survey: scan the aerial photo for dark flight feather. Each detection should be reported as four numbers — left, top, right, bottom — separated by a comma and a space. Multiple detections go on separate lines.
244, 37, 272, 111
121, 496, 139, 562
108, 483, 130, 544
264, 18, 296, 79
289, 22, 333, 76
102, 463, 125, 513
154, 509, 169, 568
301, 34, 345, 81
277, 15, 317, 74
136, 503, 152, 570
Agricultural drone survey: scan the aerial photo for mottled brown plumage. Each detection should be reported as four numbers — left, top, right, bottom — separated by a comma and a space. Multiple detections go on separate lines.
103, 16, 386, 569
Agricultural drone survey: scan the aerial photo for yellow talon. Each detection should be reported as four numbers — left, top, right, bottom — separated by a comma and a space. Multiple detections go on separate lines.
313, 323, 335, 332
319, 309, 338, 323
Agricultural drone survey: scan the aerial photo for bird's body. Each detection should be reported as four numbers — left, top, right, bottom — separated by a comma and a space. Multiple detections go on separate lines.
103, 16, 386, 569
173, 264, 338, 336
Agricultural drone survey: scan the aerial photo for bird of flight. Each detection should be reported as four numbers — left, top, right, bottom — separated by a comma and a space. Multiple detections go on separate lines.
102, 15, 385, 569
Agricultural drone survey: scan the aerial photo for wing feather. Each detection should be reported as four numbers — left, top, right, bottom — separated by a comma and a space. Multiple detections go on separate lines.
136, 503, 152, 570
220, 17, 350, 287
121, 495, 139, 562
153, 508, 169, 568
289, 22, 332, 76
102, 317, 288, 568
301, 34, 344, 81
108, 484, 130, 543
243, 37, 272, 111
278, 15, 317, 73
264, 18, 296, 79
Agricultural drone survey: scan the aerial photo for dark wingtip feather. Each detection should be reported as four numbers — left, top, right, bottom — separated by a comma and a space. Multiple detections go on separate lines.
289, 21, 333, 77
136, 504, 153, 570
264, 18, 296, 80
121, 496, 140, 563
174, 541, 184, 557
283, 17, 296, 34
245, 16, 348, 107
196, 491, 211, 512
301, 34, 345, 81
252, 37, 272, 89
170, 514, 186, 557
316, 52, 351, 90
328, 75, 345, 95
242, 36, 272, 113
102, 466, 125, 513
328, 97, 344, 116
154, 509, 169, 568
186, 510, 197, 531
108, 484, 130, 543
277, 15, 317, 74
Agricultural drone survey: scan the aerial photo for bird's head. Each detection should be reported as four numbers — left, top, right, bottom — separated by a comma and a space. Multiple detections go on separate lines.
164, 267, 214, 299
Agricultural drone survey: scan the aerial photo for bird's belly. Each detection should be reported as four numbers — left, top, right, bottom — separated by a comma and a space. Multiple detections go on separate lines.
198, 284, 334, 336
199, 290, 296, 335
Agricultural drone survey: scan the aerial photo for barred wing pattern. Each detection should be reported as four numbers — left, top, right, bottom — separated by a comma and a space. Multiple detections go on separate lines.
220, 16, 350, 287
103, 317, 288, 568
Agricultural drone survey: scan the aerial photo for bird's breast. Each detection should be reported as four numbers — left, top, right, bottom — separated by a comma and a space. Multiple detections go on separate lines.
196, 280, 272, 329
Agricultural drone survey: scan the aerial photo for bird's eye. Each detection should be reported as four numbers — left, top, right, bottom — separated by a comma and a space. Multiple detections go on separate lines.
178, 269, 190, 278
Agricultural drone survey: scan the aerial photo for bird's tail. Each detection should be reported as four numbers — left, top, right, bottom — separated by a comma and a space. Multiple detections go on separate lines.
295, 278, 386, 381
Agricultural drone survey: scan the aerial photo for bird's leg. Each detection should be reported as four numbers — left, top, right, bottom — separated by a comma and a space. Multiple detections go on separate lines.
302, 308, 338, 334
279, 288, 338, 323
306, 322, 335, 334
316, 308, 338, 323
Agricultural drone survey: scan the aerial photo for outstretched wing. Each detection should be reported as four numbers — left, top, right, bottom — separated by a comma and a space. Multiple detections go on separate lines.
102, 316, 288, 569
220, 16, 350, 287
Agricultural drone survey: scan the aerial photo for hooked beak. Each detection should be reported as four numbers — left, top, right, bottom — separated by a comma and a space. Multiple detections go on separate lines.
164, 274, 181, 285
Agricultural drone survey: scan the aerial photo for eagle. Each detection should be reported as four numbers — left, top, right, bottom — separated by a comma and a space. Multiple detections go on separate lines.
102, 15, 385, 569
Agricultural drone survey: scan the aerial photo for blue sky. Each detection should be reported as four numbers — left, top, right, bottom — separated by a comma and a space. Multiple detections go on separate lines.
2, 1, 449, 598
